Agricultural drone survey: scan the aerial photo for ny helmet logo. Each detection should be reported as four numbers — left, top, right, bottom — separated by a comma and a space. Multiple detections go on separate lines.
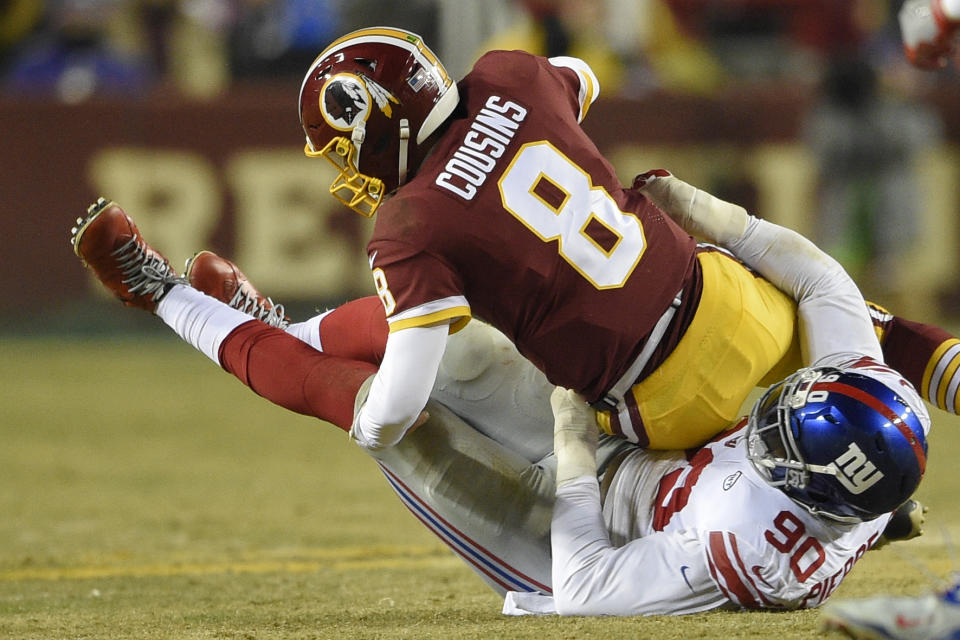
828, 442, 884, 494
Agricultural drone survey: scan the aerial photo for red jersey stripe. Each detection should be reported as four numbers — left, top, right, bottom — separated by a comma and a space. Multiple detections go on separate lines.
708, 531, 760, 608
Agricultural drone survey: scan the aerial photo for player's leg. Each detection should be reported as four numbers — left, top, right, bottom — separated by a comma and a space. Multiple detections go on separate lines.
217, 315, 570, 596
72, 199, 375, 432
185, 249, 560, 460
868, 302, 960, 414
316, 296, 387, 364
363, 377, 635, 598
213, 313, 376, 430
368, 395, 556, 596
185, 250, 388, 364
431, 320, 558, 462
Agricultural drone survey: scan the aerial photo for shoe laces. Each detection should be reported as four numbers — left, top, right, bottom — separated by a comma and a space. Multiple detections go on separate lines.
113, 234, 184, 302
227, 287, 289, 329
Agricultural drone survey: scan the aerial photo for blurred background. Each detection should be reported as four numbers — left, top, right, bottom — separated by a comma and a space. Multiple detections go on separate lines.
2, 0, 958, 334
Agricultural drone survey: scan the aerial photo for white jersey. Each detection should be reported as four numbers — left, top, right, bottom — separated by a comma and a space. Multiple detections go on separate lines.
613, 424, 887, 609
503, 424, 891, 617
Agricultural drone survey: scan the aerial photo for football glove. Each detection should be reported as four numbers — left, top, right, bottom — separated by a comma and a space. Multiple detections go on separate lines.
874, 499, 928, 548
551, 387, 598, 487
633, 170, 748, 248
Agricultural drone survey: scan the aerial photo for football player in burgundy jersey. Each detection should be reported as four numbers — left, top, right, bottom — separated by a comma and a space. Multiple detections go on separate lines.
297, 27, 830, 453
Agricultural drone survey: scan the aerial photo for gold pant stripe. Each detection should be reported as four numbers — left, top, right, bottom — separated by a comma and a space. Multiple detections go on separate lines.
922, 338, 960, 407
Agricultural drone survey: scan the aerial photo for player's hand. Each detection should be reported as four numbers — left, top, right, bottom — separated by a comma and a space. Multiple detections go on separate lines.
551, 387, 595, 434
900, 0, 959, 69
551, 387, 598, 486
632, 169, 672, 189
875, 499, 928, 548
633, 170, 748, 247
409, 409, 430, 432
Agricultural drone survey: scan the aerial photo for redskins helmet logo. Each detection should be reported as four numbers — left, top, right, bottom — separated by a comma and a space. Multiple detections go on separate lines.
321, 74, 371, 130
320, 73, 400, 131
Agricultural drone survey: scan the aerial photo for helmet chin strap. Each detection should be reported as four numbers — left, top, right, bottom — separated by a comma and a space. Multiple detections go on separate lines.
398, 118, 410, 186
349, 118, 410, 188
351, 121, 366, 158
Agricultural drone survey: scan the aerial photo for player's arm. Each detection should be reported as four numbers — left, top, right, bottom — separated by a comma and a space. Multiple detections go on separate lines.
899, 0, 960, 69
549, 388, 723, 615
728, 215, 880, 362
636, 171, 880, 363
355, 235, 471, 450
552, 480, 725, 615
350, 323, 448, 450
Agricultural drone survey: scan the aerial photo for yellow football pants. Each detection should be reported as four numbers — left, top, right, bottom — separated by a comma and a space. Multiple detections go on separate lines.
599, 250, 801, 450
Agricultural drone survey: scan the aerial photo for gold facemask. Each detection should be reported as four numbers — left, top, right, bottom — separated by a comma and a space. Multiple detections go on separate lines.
304, 137, 384, 217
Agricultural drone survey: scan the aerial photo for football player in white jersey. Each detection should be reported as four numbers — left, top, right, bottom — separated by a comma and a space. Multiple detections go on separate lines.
536, 356, 927, 615
71, 166, 932, 615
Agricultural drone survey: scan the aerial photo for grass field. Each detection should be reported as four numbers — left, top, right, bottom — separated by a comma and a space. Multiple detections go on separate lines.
2, 335, 959, 639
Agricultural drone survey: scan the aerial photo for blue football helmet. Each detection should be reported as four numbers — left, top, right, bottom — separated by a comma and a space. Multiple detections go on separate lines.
746, 365, 928, 523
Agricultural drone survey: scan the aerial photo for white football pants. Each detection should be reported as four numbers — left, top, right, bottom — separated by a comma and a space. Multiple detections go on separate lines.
356, 321, 634, 595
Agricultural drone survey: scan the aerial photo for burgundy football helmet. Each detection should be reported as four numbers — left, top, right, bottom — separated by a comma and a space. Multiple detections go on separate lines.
299, 27, 460, 216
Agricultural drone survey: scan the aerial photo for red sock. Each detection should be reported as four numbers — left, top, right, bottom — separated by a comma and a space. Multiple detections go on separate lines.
219, 320, 377, 431
318, 296, 388, 365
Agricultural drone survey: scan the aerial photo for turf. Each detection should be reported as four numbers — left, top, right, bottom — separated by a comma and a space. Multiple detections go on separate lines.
2, 336, 958, 639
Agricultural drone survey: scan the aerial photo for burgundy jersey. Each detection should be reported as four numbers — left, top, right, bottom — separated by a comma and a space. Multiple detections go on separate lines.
367, 51, 697, 401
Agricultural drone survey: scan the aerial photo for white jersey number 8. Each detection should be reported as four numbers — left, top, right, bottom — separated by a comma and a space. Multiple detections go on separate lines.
498, 142, 646, 289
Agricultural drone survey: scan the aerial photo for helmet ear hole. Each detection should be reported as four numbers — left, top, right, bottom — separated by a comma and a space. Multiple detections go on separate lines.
899, 474, 912, 493
874, 433, 887, 454
371, 132, 391, 156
